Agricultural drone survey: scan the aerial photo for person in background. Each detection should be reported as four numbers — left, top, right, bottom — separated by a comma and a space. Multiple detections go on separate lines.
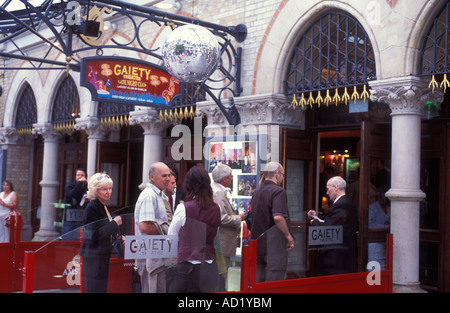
249, 162, 294, 282
164, 174, 177, 223
166, 162, 186, 212
308, 176, 358, 275
211, 164, 244, 285
62, 168, 88, 240
79, 173, 122, 293
168, 166, 221, 293
0, 180, 19, 242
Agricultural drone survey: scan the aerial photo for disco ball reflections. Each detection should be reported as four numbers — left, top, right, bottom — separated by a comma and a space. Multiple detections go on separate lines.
162, 24, 220, 83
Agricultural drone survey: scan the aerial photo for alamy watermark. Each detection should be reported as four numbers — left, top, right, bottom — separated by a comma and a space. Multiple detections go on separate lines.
66, 1, 83, 26
366, 261, 382, 286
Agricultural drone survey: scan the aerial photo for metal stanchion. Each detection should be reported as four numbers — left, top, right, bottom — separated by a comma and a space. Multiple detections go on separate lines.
22, 251, 35, 293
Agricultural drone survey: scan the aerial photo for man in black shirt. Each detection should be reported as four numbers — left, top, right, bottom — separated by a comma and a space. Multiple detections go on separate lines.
249, 162, 294, 282
62, 168, 88, 240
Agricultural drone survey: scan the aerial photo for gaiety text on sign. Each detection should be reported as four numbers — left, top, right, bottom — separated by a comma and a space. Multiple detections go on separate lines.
124, 235, 178, 259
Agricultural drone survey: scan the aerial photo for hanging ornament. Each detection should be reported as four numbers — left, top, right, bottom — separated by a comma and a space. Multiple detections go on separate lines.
428, 75, 438, 93
333, 88, 340, 106
162, 24, 221, 83
440, 73, 449, 93
291, 94, 298, 109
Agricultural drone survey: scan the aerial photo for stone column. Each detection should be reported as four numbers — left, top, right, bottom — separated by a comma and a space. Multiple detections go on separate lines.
32, 124, 61, 241
370, 76, 444, 293
129, 108, 167, 189
75, 117, 107, 178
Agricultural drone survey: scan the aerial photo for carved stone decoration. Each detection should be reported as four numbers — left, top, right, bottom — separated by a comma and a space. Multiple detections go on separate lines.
238, 94, 303, 127
196, 94, 304, 129
196, 105, 225, 126
75, 117, 108, 139
129, 108, 170, 135
241, 101, 270, 124
32, 123, 62, 142
369, 76, 444, 116
0, 127, 19, 145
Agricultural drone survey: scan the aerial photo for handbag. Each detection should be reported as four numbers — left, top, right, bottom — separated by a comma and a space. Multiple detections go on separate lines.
5, 209, 23, 228
104, 205, 124, 259
111, 232, 124, 259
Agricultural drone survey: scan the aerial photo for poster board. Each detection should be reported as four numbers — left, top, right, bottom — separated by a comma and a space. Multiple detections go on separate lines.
206, 139, 259, 216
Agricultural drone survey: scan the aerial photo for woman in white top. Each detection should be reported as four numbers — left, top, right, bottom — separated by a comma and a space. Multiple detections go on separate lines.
0, 180, 18, 242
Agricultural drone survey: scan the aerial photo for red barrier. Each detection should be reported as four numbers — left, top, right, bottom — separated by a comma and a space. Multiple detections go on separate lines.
22, 251, 35, 293
18, 229, 132, 293
19, 241, 82, 292
3, 213, 392, 293
0, 215, 16, 292
239, 234, 393, 293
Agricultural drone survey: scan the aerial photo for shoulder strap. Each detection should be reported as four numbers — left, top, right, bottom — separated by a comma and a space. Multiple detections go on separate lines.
104, 205, 113, 222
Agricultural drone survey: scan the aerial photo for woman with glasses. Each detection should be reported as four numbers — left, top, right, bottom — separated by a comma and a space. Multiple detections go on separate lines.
79, 172, 122, 293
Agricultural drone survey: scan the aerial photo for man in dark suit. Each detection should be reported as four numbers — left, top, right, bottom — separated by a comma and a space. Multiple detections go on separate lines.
308, 176, 358, 276
166, 162, 186, 212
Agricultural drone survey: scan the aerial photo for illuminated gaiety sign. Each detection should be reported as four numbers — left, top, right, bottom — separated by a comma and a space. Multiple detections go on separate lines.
80, 56, 180, 108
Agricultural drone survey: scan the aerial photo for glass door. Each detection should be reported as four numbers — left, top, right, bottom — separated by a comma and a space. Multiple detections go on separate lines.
282, 129, 316, 278
359, 122, 391, 271
96, 141, 128, 212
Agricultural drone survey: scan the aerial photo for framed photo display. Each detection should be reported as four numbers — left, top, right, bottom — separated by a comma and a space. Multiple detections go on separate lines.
206, 139, 259, 215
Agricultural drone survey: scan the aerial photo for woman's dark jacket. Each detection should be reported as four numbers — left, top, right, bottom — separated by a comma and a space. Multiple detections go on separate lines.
79, 199, 119, 258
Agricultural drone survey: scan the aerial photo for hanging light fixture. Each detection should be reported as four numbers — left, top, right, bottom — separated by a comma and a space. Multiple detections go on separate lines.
162, 24, 220, 83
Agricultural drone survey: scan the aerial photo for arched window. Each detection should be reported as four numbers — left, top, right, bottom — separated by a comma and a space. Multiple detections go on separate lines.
419, 1, 450, 92
15, 83, 37, 136
51, 75, 80, 132
284, 11, 376, 108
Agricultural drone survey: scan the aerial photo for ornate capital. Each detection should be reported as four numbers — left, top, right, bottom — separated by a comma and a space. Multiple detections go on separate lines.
0, 127, 18, 145
32, 123, 61, 142
369, 76, 444, 116
75, 117, 107, 139
197, 94, 304, 129
129, 108, 169, 135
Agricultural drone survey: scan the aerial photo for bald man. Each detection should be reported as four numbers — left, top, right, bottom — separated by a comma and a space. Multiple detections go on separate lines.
308, 176, 358, 275
134, 162, 171, 293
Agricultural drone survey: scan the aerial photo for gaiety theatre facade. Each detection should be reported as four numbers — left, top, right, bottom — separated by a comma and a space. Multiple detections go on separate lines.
1, 0, 450, 292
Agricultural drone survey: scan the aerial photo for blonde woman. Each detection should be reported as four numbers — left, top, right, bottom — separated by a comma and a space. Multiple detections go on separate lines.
79, 173, 122, 293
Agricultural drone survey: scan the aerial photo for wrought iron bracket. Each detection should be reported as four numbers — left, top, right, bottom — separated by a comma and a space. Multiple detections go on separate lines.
0, 0, 247, 126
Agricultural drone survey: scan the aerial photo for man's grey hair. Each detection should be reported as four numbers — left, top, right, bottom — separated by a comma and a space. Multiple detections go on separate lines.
212, 163, 232, 183
327, 176, 347, 191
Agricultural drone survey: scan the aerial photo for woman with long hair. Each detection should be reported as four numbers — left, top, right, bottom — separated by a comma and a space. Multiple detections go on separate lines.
168, 166, 221, 293
0, 180, 18, 242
